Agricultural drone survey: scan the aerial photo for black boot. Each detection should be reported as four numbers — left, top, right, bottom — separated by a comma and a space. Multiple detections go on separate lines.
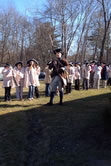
46, 92, 55, 106
59, 91, 63, 105
35, 87, 40, 98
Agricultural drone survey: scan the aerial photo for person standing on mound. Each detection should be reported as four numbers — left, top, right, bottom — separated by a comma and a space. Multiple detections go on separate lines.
46, 48, 68, 105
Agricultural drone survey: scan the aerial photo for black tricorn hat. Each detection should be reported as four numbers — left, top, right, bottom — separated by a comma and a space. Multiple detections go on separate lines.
69, 62, 73, 66
27, 58, 38, 65
102, 62, 106, 64
53, 48, 63, 55
85, 61, 89, 64
75, 62, 80, 65
4, 63, 10, 67
15, 61, 23, 67
90, 60, 95, 64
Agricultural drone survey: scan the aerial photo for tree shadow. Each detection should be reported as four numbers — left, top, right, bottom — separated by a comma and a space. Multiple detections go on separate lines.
0, 93, 111, 166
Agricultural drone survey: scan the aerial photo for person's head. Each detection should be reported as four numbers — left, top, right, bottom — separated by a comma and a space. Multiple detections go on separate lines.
54, 48, 63, 59
29, 60, 34, 66
91, 60, 95, 65
32, 59, 39, 67
27, 59, 38, 68
15, 61, 23, 69
102, 62, 106, 67
97, 62, 100, 67
4, 63, 10, 69
109, 63, 111, 67
84, 60, 87, 64
69, 62, 73, 67
85, 61, 89, 66
75, 62, 80, 67
17, 64, 22, 69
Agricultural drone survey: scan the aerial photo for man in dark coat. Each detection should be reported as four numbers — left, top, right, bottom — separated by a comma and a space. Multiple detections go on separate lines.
101, 62, 108, 88
46, 48, 68, 105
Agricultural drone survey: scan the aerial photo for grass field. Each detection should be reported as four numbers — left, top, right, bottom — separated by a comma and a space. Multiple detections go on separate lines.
0, 81, 111, 166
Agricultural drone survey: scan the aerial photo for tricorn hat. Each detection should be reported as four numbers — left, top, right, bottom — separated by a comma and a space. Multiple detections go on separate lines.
15, 61, 23, 67
27, 58, 38, 65
75, 62, 80, 65
53, 48, 63, 55
69, 62, 73, 66
4, 63, 10, 68
85, 61, 89, 65
102, 62, 106, 65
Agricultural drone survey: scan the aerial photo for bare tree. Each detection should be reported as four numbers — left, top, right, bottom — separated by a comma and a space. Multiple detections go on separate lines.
97, 0, 111, 63
39, 0, 84, 59
75, 0, 94, 62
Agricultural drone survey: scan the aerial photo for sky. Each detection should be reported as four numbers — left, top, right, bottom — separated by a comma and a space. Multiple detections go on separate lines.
0, 0, 46, 15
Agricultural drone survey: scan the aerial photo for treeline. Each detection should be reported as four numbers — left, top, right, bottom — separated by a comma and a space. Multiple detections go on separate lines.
0, 0, 111, 68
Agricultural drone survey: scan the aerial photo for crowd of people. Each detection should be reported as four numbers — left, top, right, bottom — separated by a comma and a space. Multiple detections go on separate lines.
44, 50, 111, 105
1, 48, 111, 105
2, 59, 40, 102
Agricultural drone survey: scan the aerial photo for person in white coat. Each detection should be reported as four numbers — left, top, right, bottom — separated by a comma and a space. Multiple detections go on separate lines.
107, 63, 111, 86
93, 63, 102, 89
44, 62, 52, 96
66, 62, 75, 93
2, 63, 15, 101
24, 59, 37, 100
34, 60, 41, 98
13, 61, 24, 100
101, 63, 108, 88
74, 62, 81, 90
82, 61, 91, 90
90, 60, 95, 88
81, 60, 86, 89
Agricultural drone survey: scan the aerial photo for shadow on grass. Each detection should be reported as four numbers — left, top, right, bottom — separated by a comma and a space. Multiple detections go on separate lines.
0, 103, 36, 108
0, 93, 111, 166
0, 91, 46, 102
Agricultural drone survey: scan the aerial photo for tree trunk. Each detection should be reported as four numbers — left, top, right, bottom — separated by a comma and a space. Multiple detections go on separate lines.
100, 30, 106, 63
99, 0, 111, 63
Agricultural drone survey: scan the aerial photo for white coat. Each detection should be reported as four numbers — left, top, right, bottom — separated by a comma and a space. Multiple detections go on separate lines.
2, 67, 15, 88
24, 67, 37, 88
13, 67, 24, 87
108, 65, 111, 78
67, 66, 75, 83
83, 65, 91, 80
35, 66, 40, 87
94, 65, 102, 79
75, 66, 81, 80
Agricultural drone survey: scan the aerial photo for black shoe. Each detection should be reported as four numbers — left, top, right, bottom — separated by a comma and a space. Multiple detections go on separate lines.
59, 102, 63, 105
45, 102, 53, 106
4, 99, 8, 102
